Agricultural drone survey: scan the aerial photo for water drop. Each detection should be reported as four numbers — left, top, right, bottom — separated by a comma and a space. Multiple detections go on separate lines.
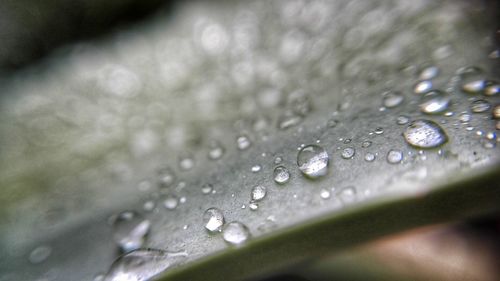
413, 80, 433, 94
251, 165, 262, 173
327, 118, 338, 128
484, 83, 499, 96
364, 152, 376, 162
179, 196, 186, 204
382, 91, 404, 108
386, 149, 403, 164
297, 145, 329, 179
459, 66, 485, 94
338, 186, 357, 204
277, 111, 303, 130
396, 115, 410, 125
419, 66, 439, 80
470, 99, 491, 113
248, 202, 259, 211
374, 127, 384, 135
157, 167, 175, 188
251, 185, 267, 201
201, 184, 213, 194
112, 211, 150, 253
403, 119, 448, 149
163, 195, 179, 210
178, 154, 195, 171
208, 141, 225, 160
341, 147, 355, 159
361, 141, 372, 148
273, 166, 290, 184
236, 135, 252, 150
274, 156, 283, 164
29, 245, 52, 264
203, 208, 225, 232
143, 201, 155, 212
320, 188, 331, 199
493, 105, 500, 119
458, 112, 471, 123
103, 249, 187, 281
419, 90, 450, 114
485, 132, 497, 141
222, 222, 251, 246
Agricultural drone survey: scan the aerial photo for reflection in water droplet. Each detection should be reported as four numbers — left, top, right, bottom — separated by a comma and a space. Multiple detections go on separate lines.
297, 145, 329, 179
103, 248, 187, 281
386, 149, 403, 164
203, 208, 225, 232
419, 66, 439, 80
341, 147, 355, 159
222, 222, 251, 246
382, 91, 404, 108
112, 211, 150, 253
201, 184, 213, 194
470, 99, 491, 113
364, 152, 376, 162
163, 195, 179, 210
403, 120, 448, 149
29, 245, 52, 264
320, 188, 331, 199
414, 80, 433, 94
419, 90, 450, 114
236, 135, 252, 150
251, 185, 267, 201
396, 115, 410, 125
273, 166, 290, 184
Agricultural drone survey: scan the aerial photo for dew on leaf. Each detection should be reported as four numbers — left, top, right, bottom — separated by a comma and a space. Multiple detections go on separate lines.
203, 208, 225, 232
273, 166, 290, 184
403, 119, 448, 149
297, 144, 329, 179
222, 222, 251, 246
112, 211, 151, 253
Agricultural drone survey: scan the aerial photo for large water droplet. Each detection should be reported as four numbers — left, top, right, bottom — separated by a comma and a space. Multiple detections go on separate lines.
418, 66, 439, 80
251, 185, 267, 201
236, 134, 252, 150
419, 90, 450, 114
103, 249, 187, 281
273, 166, 290, 184
297, 145, 329, 179
341, 147, 355, 159
222, 222, 251, 246
29, 245, 52, 264
470, 99, 491, 113
403, 119, 448, 149
112, 211, 151, 253
382, 91, 404, 108
203, 208, 225, 232
386, 149, 403, 164
413, 80, 433, 94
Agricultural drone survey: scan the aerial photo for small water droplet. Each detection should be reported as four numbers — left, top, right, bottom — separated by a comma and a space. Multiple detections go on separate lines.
178, 154, 195, 171
419, 90, 450, 114
208, 141, 225, 160
403, 120, 448, 149
179, 196, 186, 204
222, 222, 251, 246
251, 165, 262, 173
484, 83, 500, 96
361, 141, 372, 148
338, 186, 357, 204
163, 195, 179, 210
297, 145, 329, 179
157, 167, 175, 187
320, 188, 331, 199
277, 111, 303, 130
236, 135, 252, 150
341, 147, 355, 159
413, 80, 433, 94
364, 152, 376, 162
382, 91, 404, 108
418, 66, 439, 80
470, 99, 491, 113
343, 138, 352, 144
485, 131, 497, 141
374, 127, 384, 135
458, 112, 471, 123
273, 166, 290, 184
103, 249, 187, 281
396, 115, 410, 125
112, 211, 150, 253
327, 118, 339, 128
29, 245, 52, 264
248, 202, 259, 210
274, 156, 283, 164
386, 149, 403, 164
143, 201, 155, 212
251, 185, 267, 201
201, 184, 213, 194
203, 208, 225, 232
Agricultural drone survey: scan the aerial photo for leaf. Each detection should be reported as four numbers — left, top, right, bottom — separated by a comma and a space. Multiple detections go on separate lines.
0, 1, 498, 281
